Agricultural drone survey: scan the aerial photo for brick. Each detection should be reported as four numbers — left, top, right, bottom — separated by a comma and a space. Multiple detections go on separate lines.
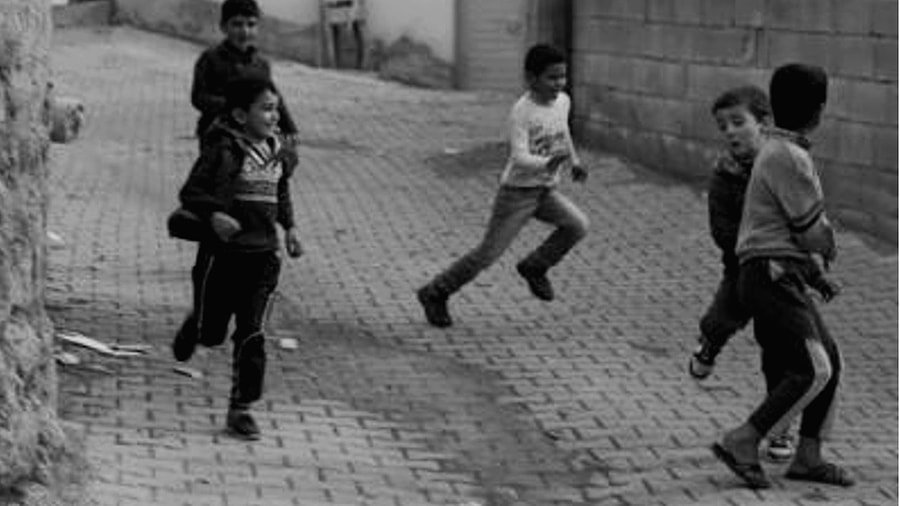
769, 0, 833, 32
576, 19, 646, 56
874, 40, 898, 82
631, 58, 687, 97
647, 0, 701, 24
832, 0, 873, 34
688, 28, 757, 65
735, 0, 766, 27
829, 78, 897, 125
700, 0, 735, 26
685, 64, 768, 101
765, 32, 832, 73
871, 0, 899, 36
578, 0, 646, 21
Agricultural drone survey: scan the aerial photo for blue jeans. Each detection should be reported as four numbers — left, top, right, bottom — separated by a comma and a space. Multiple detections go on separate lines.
428, 186, 588, 295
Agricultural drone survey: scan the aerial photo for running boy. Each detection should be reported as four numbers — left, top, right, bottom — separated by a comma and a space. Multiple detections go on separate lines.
711, 63, 852, 489
191, 0, 298, 148
172, 76, 303, 440
416, 44, 589, 327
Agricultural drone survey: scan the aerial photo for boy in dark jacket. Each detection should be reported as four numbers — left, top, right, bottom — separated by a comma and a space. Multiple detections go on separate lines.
191, 0, 298, 148
172, 76, 303, 440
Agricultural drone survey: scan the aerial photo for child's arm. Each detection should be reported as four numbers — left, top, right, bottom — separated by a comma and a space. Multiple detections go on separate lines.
179, 144, 233, 219
190, 52, 226, 115
563, 126, 587, 182
762, 149, 836, 262
277, 158, 302, 258
804, 253, 840, 302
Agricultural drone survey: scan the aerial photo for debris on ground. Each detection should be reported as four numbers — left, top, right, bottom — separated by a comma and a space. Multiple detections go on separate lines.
57, 331, 148, 357
173, 366, 203, 379
278, 337, 299, 350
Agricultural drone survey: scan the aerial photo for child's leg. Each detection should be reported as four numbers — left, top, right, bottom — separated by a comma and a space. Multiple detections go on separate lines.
519, 189, 588, 272
424, 186, 542, 296
699, 268, 750, 350
229, 251, 281, 410
173, 245, 232, 361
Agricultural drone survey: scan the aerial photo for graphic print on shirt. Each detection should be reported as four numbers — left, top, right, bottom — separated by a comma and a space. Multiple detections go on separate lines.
528, 124, 567, 173
235, 139, 282, 204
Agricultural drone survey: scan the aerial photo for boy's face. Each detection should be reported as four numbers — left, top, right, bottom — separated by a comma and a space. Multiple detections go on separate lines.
234, 89, 279, 141
714, 105, 765, 159
529, 62, 567, 102
221, 15, 258, 51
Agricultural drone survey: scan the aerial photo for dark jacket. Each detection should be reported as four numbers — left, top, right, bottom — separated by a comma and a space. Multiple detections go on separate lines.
191, 41, 298, 139
707, 152, 754, 271
179, 117, 297, 253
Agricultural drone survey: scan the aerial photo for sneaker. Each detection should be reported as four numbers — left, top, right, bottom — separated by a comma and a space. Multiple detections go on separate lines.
416, 286, 452, 328
171, 318, 198, 362
226, 409, 261, 441
688, 337, 718, 380
516, 263, 554, 301
765, 434, 795, 462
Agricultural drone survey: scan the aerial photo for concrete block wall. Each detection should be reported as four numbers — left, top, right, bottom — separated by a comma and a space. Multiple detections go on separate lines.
571, 0, 898, 243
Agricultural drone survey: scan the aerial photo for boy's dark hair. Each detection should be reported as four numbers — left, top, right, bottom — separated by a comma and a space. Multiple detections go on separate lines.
524, 44, 566, 77
769, 63, 828, 131
711, 86, 772, 122
224, 76, 277, 112
221, 0, 261, 24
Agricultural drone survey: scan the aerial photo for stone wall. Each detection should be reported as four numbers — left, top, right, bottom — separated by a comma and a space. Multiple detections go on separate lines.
0, 1, 88, 503
571, 0, 898, 243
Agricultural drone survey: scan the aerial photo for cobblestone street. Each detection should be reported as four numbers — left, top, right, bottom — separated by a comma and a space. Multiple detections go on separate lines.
47, 27, 897, 506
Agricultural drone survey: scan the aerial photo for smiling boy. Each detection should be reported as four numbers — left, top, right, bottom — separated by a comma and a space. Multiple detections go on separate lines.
173, 77, 302, 440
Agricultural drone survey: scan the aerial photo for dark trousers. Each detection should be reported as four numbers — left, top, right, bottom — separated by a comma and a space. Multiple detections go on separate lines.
699, 265, 751, 350
739, 258, 842, 439
181, 245, 281, 409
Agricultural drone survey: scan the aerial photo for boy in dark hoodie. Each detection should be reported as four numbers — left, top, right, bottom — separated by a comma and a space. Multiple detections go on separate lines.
172, 76, 303, 440
191, 0, 298, 149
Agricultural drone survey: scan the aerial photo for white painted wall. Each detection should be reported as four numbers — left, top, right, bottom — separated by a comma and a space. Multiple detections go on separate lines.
258, 0, 456, 63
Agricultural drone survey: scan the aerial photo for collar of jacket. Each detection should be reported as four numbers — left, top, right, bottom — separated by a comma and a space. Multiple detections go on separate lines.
219, 40, 258, 63
207, 116, 282, 161
765, 126, 812, 150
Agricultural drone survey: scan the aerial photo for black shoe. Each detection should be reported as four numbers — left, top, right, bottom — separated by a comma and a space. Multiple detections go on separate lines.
226, 409, 260, 441
516, 263, 554, 301
416, 286, 452, 328
688, 337, 719, 380
172, 318, 198, 362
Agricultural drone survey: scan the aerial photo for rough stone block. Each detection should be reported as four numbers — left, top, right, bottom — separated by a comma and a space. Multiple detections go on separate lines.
688, 100, 720, 143
831, 37, 877, 79
872, 125, 899, 169
874, 40, 898, 82
644, 24, 693, 60
647, 0, 701, 24
735, 0, 766, 27
578, 0, 646, 21
834, 121, 876, 165
686, 64, 768, 101
578, 19, 645, 56
832, 0, 872, 34
829, 78, 897, 125
769, 0, 833, 32
575, 53, 635, 90
689, 28, 757, 65
871, 0, 899, 36
765, 32, 832, 73
377, 36, 453, 89
700, 0, 734, 26
631, 58, 687, 97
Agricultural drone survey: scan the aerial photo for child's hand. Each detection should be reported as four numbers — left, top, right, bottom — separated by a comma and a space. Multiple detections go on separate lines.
810, 276, 841, 302
284, 133, 300, 148
546, 153, 569, 172
571, 165, 588, 183
210, 212, 241, 242
285, 227, 303, 258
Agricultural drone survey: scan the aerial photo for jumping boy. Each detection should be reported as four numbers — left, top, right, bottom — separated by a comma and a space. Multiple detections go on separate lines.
172, 76, 303, 440
416, 44, 589, 328
688, 86, 799, 462
711, 63, 852, 489
191, 0, 299, 149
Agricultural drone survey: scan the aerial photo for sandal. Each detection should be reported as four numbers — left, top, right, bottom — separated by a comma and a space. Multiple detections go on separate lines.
711, 442, 772, 489
786, 462, 855, 487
